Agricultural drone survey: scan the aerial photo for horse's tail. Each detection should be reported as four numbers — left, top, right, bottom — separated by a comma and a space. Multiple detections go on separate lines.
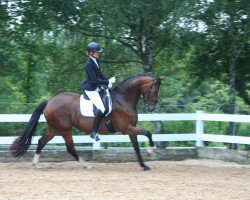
10, 100, 48, 158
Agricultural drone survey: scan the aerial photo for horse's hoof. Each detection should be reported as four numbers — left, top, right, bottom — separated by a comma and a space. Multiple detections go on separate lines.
84, 164, 93, 169
33, 163, 43, 169
143, 165, 151, 171
79, 157, 93, 169
147, 149, 154, 156
147, 146, 157, 156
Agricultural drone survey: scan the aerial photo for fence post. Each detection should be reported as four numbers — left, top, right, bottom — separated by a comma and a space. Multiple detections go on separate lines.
195, 110, 204, 147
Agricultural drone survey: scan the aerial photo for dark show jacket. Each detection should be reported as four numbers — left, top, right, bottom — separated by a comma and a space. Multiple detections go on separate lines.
81, 58, 109, 91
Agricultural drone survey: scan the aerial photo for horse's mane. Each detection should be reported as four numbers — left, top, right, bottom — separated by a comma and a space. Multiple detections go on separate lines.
114, 73, 154, 90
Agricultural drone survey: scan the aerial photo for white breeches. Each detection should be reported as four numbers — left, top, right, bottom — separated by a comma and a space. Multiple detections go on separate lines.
85, 89, 105, 113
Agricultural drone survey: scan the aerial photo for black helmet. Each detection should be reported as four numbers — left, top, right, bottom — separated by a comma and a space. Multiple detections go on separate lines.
87, 42, 103, 53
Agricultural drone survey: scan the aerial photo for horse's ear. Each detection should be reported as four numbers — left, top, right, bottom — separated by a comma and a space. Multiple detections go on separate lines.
158, 76, 165, 82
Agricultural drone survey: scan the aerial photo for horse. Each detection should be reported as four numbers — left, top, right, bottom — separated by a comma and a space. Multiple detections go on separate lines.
11, 74, 164, 170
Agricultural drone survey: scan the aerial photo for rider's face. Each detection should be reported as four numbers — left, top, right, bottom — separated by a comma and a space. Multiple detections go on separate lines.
91, 51, 101, 58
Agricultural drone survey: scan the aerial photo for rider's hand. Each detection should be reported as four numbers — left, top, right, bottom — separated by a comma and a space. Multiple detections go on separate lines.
109, 77, 116, 84
108, 77, 116, 88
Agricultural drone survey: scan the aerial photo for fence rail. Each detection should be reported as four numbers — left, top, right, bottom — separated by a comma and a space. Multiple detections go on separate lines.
0, 111, 249, 149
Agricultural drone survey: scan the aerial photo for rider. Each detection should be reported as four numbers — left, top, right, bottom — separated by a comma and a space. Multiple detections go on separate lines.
82, 42, 116, 141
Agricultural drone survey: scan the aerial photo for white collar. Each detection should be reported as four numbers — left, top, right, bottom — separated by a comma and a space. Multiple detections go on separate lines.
90, 56, 99, 68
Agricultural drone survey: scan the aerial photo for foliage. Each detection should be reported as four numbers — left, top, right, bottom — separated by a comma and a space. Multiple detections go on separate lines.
0, 0, 249, 149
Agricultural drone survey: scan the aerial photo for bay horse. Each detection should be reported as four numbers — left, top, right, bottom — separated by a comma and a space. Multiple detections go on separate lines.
11, 74, 164, 170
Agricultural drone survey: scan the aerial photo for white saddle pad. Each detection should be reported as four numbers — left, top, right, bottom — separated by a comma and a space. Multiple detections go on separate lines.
80, 95, 95, 117
80, 90, 112, 117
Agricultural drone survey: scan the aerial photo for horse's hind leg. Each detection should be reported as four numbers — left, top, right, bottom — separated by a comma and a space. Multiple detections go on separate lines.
33, 127, 55, 169
61, 131, 92, 169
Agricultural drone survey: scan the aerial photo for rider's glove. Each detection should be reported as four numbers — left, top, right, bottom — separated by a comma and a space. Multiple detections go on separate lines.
108, 77, 116, 88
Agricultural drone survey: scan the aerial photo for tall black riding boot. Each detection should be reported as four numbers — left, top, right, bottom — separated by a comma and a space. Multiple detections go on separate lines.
90, 110, 104, 141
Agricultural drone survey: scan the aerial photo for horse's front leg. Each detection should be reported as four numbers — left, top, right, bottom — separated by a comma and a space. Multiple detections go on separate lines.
129, 134, 150, 171
139, 130, 157, 155
138, 129, 155, 148
126, 125, 155, 146
126, 125, 156, 170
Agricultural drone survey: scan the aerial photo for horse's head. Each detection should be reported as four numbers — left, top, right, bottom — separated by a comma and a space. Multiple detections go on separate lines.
141, 76, 165, 112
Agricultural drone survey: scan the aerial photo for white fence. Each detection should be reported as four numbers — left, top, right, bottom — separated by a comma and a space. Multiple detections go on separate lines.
0, 111, 249, 149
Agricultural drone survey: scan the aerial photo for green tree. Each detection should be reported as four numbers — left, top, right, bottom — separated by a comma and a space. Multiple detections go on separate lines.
173, 0, 250, 148
179, 0, 250, 108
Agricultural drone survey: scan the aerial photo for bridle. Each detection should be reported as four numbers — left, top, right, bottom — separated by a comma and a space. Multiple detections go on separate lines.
115, 76, 162, 109
141, 79, 160, 107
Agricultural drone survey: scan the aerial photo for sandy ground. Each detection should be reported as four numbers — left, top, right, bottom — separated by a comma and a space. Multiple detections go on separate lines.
0, 159, 249, 200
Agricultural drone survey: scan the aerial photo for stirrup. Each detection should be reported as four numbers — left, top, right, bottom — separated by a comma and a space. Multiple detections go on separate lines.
90, 132, 100, 141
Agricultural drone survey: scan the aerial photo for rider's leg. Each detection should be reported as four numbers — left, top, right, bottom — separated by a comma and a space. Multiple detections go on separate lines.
90, 109, 104, 141
85, 90, 105, 141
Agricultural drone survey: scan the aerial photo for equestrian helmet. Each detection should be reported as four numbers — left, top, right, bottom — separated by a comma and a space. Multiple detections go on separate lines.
87, 42, 103, 53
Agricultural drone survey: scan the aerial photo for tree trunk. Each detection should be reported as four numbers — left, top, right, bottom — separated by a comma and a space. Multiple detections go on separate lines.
142, 21, 166, 147
25, 53, 33, 105
228, 41, 237, 150
153, 120, 167, 149
143, 21, 153, 73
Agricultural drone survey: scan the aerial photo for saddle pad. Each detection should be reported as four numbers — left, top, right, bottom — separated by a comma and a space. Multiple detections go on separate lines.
80, 89, 112, 117
80, 95, 95, 117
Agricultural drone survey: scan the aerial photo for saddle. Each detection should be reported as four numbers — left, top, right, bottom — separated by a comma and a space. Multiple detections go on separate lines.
80, 88, 112, 117
80, 88, 116, 133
